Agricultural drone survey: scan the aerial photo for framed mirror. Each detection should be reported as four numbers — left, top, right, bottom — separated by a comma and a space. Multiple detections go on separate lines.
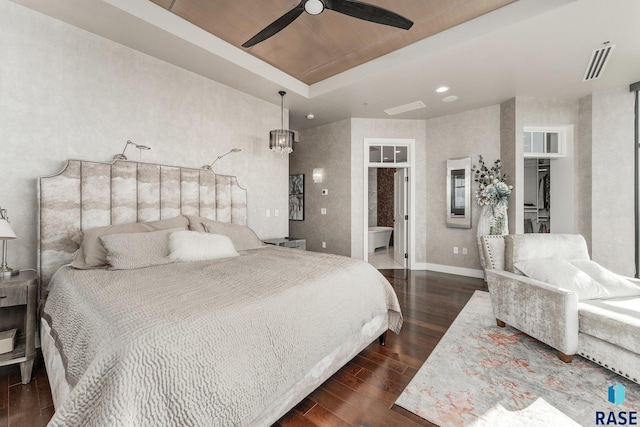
446, 157, 472, 228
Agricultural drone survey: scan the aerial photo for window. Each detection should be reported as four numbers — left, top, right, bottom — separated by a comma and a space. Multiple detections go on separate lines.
523, 127, 566, 158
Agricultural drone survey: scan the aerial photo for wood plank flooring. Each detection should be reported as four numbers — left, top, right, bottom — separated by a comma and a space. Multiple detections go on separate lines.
0, 269, 487, 426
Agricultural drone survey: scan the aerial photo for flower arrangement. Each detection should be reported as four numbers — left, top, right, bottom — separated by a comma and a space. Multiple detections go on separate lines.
473, 155, 512, 235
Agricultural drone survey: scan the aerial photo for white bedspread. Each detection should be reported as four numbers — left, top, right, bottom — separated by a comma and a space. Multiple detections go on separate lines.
43, 246, 402, 426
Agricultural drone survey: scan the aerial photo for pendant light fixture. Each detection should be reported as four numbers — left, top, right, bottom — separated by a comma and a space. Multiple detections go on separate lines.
269, 91, 294, 155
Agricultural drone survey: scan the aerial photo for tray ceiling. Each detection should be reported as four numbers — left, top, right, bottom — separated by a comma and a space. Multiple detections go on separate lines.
150, 0, 516, 84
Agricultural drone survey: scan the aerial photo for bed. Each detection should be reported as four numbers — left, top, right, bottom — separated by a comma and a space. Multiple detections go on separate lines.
38, 159, 402, 426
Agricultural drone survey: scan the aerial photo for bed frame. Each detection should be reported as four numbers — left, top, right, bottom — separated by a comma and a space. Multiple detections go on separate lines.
38, 159, 247, 290
38, 158, 388, 426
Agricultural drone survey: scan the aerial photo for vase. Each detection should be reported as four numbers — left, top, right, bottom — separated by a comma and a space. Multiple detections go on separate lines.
477, 205, 508, 278
477, 205, 508, 237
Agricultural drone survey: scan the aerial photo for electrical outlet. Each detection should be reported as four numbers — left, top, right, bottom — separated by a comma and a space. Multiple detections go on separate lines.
321, 208, 327, 215
266, 209, 270, 218
322, 242, 327, 248
453, 246, 459, 254
462, 247, 468, 255
274, 209, 279, 217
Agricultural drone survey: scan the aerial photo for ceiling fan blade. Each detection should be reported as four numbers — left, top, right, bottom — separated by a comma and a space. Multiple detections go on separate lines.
242, 3, 305, 48
324, 0, 413, 30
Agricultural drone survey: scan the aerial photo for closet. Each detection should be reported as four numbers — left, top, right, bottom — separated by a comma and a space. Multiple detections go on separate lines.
523, 159, 551, 233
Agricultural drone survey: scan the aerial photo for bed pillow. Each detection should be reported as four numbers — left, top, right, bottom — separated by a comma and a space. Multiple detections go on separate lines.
71, 216, 188, 269
569, 259, 640, 298
185, 215, 264, 251
169, 231, 239, 262
513, 257, 610, 300
100, 228, 179, 270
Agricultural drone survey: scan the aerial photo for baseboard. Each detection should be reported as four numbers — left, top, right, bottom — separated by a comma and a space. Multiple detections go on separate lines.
412, 263, 485, 279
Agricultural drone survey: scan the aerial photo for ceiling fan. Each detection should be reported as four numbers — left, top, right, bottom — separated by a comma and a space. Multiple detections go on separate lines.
242, 0, 414, 48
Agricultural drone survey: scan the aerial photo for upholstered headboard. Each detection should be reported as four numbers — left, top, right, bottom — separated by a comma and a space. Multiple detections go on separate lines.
38, 159, 247, 287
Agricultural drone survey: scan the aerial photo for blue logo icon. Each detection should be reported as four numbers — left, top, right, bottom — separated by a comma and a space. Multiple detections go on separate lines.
609, 382, 626, 406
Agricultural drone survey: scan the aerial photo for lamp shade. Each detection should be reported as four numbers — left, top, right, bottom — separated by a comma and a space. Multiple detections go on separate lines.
0, 219, 16, 240
269, 129, 294, 154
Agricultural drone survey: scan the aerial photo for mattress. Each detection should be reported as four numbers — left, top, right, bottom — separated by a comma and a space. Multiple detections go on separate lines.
42, 246, 402, 426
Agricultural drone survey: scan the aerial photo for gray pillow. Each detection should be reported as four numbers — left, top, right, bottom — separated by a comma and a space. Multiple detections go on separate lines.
100, 228, 179, 270
185, 216, 264, 251
71, 216, 188, 269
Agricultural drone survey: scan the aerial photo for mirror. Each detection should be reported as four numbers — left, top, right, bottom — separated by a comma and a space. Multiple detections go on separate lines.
446, 157, 472, 228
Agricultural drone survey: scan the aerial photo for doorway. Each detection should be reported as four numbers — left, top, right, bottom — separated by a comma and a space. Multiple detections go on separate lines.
363, 138, 414, 269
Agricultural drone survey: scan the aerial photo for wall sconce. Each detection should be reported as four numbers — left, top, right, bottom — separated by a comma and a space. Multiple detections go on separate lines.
0, 208, 17, 277
114, 140, 151, 160
202, 148, 242, 170
312, 168, 324, 183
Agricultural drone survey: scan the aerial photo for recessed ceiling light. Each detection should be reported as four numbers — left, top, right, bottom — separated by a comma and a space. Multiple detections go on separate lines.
306, 114, 315, 120
436, 86, 449, 93
442, 95, 458, 103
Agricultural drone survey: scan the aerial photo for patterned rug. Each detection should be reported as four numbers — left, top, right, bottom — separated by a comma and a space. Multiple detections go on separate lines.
395, 291, 640, 426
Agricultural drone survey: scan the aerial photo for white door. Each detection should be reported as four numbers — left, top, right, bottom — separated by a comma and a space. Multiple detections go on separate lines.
394, 169, 408, 267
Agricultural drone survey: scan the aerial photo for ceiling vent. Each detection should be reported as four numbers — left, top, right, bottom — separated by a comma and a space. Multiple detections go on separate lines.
384, 101, 426, 116
583, 44, 615, 81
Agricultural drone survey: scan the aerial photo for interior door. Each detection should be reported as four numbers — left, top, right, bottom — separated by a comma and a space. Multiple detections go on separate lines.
394, 168, 408, 267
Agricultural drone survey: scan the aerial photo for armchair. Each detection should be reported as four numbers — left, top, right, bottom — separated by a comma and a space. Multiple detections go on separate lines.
481, 234, 640, 384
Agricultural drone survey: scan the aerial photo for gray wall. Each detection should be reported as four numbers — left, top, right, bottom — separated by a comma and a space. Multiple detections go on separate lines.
290, 119, 352, 256
425, 105, 501, 271
0, 1, 289, 271
582, 88, 635, 275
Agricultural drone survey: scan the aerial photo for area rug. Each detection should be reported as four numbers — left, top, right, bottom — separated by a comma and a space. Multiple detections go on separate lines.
395, 291, 640, 426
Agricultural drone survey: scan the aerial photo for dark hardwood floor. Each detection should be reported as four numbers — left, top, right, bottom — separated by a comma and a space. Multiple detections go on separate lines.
0, 269, 487, 427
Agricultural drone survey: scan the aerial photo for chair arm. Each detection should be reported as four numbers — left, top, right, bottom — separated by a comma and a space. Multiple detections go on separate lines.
485, 269, 580, 355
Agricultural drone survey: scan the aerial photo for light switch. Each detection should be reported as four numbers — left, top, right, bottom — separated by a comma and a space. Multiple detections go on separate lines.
321, 208, 327, 215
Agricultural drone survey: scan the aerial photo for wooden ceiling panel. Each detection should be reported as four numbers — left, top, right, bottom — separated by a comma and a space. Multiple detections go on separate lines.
150, 0, 517, 84
150, 0, 173, 9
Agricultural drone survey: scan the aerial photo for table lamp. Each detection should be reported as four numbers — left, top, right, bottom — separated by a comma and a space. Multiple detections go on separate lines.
0, 208, 17, 277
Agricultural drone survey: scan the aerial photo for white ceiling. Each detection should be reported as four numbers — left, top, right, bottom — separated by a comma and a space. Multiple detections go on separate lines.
11, 0, 640, 130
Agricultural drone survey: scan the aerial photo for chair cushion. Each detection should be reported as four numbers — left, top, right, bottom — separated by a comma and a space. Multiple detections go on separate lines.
579, 296, 640, 354
505, 234, 590, 273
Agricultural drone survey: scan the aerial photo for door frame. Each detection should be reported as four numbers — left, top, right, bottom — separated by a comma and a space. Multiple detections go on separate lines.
363, 138, 416, 269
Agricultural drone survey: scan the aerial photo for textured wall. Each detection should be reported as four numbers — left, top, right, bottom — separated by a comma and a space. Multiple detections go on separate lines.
368, 169, 377, 226
351, 119, 427, 263
376, 168, 395, 229
290, 119, 351, 256
589, 88, 635, 275
500, 98, 519, 234
0, 1, 288, 270
426, 105, 500, 269
577, 95, 594, 252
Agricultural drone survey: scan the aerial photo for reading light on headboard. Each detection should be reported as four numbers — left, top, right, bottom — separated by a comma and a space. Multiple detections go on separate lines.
202, 148, 242, 171
114, 140, 151, 160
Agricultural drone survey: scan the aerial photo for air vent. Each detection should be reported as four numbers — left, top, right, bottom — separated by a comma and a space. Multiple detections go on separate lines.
583, 44, 615, 81
384, 101, 426, 116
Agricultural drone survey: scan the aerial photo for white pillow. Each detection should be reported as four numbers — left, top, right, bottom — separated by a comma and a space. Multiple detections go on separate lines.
513, 258, 610, 300
169, 231, 239, 262
569, 259, 640, 298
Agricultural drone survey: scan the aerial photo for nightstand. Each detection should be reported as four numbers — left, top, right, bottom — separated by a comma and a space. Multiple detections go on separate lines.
263, 237, 306, 250
0, 270, 37, 384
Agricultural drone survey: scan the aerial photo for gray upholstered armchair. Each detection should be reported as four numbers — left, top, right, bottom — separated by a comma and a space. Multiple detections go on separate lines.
481, 233, 640, 384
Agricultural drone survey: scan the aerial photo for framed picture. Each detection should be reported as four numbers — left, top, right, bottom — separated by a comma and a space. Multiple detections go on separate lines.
289, 174, 304, 221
